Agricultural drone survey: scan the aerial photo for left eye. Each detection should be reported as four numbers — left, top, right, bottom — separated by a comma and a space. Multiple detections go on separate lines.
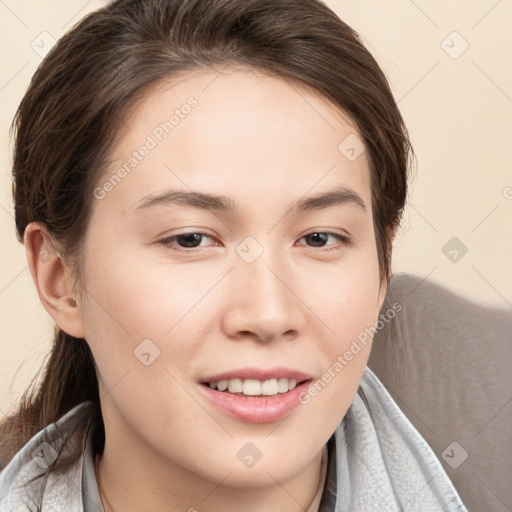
158, 231, 351, 251
298, 232, 351, 249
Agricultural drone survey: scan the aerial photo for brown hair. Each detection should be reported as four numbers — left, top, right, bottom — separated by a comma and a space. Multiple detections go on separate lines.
2, 0, 413, 490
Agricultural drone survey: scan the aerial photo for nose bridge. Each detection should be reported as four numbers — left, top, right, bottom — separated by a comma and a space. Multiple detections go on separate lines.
225, 238, 303, 342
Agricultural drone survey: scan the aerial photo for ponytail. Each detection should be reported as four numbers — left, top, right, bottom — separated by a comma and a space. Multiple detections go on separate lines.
0, 327, 103, 469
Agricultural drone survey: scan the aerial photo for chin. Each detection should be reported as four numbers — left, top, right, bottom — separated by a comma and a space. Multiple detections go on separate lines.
218, 464, 300, 489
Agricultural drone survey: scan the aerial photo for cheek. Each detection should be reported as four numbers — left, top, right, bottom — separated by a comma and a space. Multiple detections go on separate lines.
79, 253, 203, 440
79, 244, 221, 397
82, 241, 215, 337
300, 247, 382, 339
294, 250, 382, 426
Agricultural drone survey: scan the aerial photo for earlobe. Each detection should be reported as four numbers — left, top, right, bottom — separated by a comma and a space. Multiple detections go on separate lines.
23, 222, 86, 339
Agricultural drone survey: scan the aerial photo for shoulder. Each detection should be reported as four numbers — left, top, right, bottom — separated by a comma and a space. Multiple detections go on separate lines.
0, 401, 95, 512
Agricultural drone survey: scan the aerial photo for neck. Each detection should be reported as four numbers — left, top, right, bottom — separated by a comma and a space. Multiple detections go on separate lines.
94, 445, 325, 512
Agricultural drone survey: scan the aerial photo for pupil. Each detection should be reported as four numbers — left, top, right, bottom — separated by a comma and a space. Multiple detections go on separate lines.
308, 233, 327, 247
179, 233, 202, 247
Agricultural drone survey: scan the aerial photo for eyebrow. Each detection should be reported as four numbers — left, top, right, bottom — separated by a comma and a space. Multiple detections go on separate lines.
133, 185, 366, 214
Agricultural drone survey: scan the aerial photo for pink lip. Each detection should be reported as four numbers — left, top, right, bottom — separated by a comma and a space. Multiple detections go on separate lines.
199, 366, 312, 383
197, 367, 313, 424
198, 381, 312, 424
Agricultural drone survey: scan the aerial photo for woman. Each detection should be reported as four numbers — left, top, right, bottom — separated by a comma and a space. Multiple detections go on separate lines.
0, 0, 468, 510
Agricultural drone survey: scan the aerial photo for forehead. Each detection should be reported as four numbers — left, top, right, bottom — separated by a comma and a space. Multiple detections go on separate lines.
96, 67, 372, 217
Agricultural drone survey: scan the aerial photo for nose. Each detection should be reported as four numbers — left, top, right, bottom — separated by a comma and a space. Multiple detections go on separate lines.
221, 246, 306, 343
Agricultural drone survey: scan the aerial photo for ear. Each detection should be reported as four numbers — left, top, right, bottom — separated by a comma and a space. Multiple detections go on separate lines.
23, 222, 86, 339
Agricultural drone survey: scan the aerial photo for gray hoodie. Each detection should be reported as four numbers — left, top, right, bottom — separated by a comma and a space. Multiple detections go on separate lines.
0, 367, 468, 511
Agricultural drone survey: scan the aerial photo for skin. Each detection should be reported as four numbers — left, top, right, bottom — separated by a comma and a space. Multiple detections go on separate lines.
24, 67, 390, 511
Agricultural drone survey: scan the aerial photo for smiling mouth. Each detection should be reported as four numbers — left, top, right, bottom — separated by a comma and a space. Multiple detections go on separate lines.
198, 376, 314, 423
201, 377, 312, 398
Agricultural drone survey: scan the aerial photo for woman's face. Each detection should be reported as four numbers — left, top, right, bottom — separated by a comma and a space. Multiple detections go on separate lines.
80, 68, 387, 490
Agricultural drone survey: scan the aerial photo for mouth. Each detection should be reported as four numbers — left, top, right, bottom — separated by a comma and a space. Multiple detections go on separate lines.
197, 368, 314, 423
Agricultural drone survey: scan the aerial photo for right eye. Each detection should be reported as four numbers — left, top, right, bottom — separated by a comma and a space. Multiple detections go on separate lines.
157, 231, 219, 251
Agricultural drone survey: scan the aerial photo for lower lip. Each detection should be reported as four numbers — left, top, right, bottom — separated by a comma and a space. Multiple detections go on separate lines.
198, 381, 312, 424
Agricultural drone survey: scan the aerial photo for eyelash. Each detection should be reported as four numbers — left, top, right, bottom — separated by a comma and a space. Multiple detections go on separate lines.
157, 231, 352, 253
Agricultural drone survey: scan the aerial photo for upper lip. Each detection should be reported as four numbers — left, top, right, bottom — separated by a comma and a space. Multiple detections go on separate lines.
199, 367, 313, 384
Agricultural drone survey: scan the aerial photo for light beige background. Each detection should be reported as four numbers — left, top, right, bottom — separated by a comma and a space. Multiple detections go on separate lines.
1, 1, 511, 417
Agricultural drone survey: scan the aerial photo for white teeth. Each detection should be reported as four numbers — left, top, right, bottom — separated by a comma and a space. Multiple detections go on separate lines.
277, 377, 288, 393
217, 380, 228, 391
207, 377, 301, 396
243, 379, 261, 396
227, 378, 243, 393
261, 378, 278, 396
